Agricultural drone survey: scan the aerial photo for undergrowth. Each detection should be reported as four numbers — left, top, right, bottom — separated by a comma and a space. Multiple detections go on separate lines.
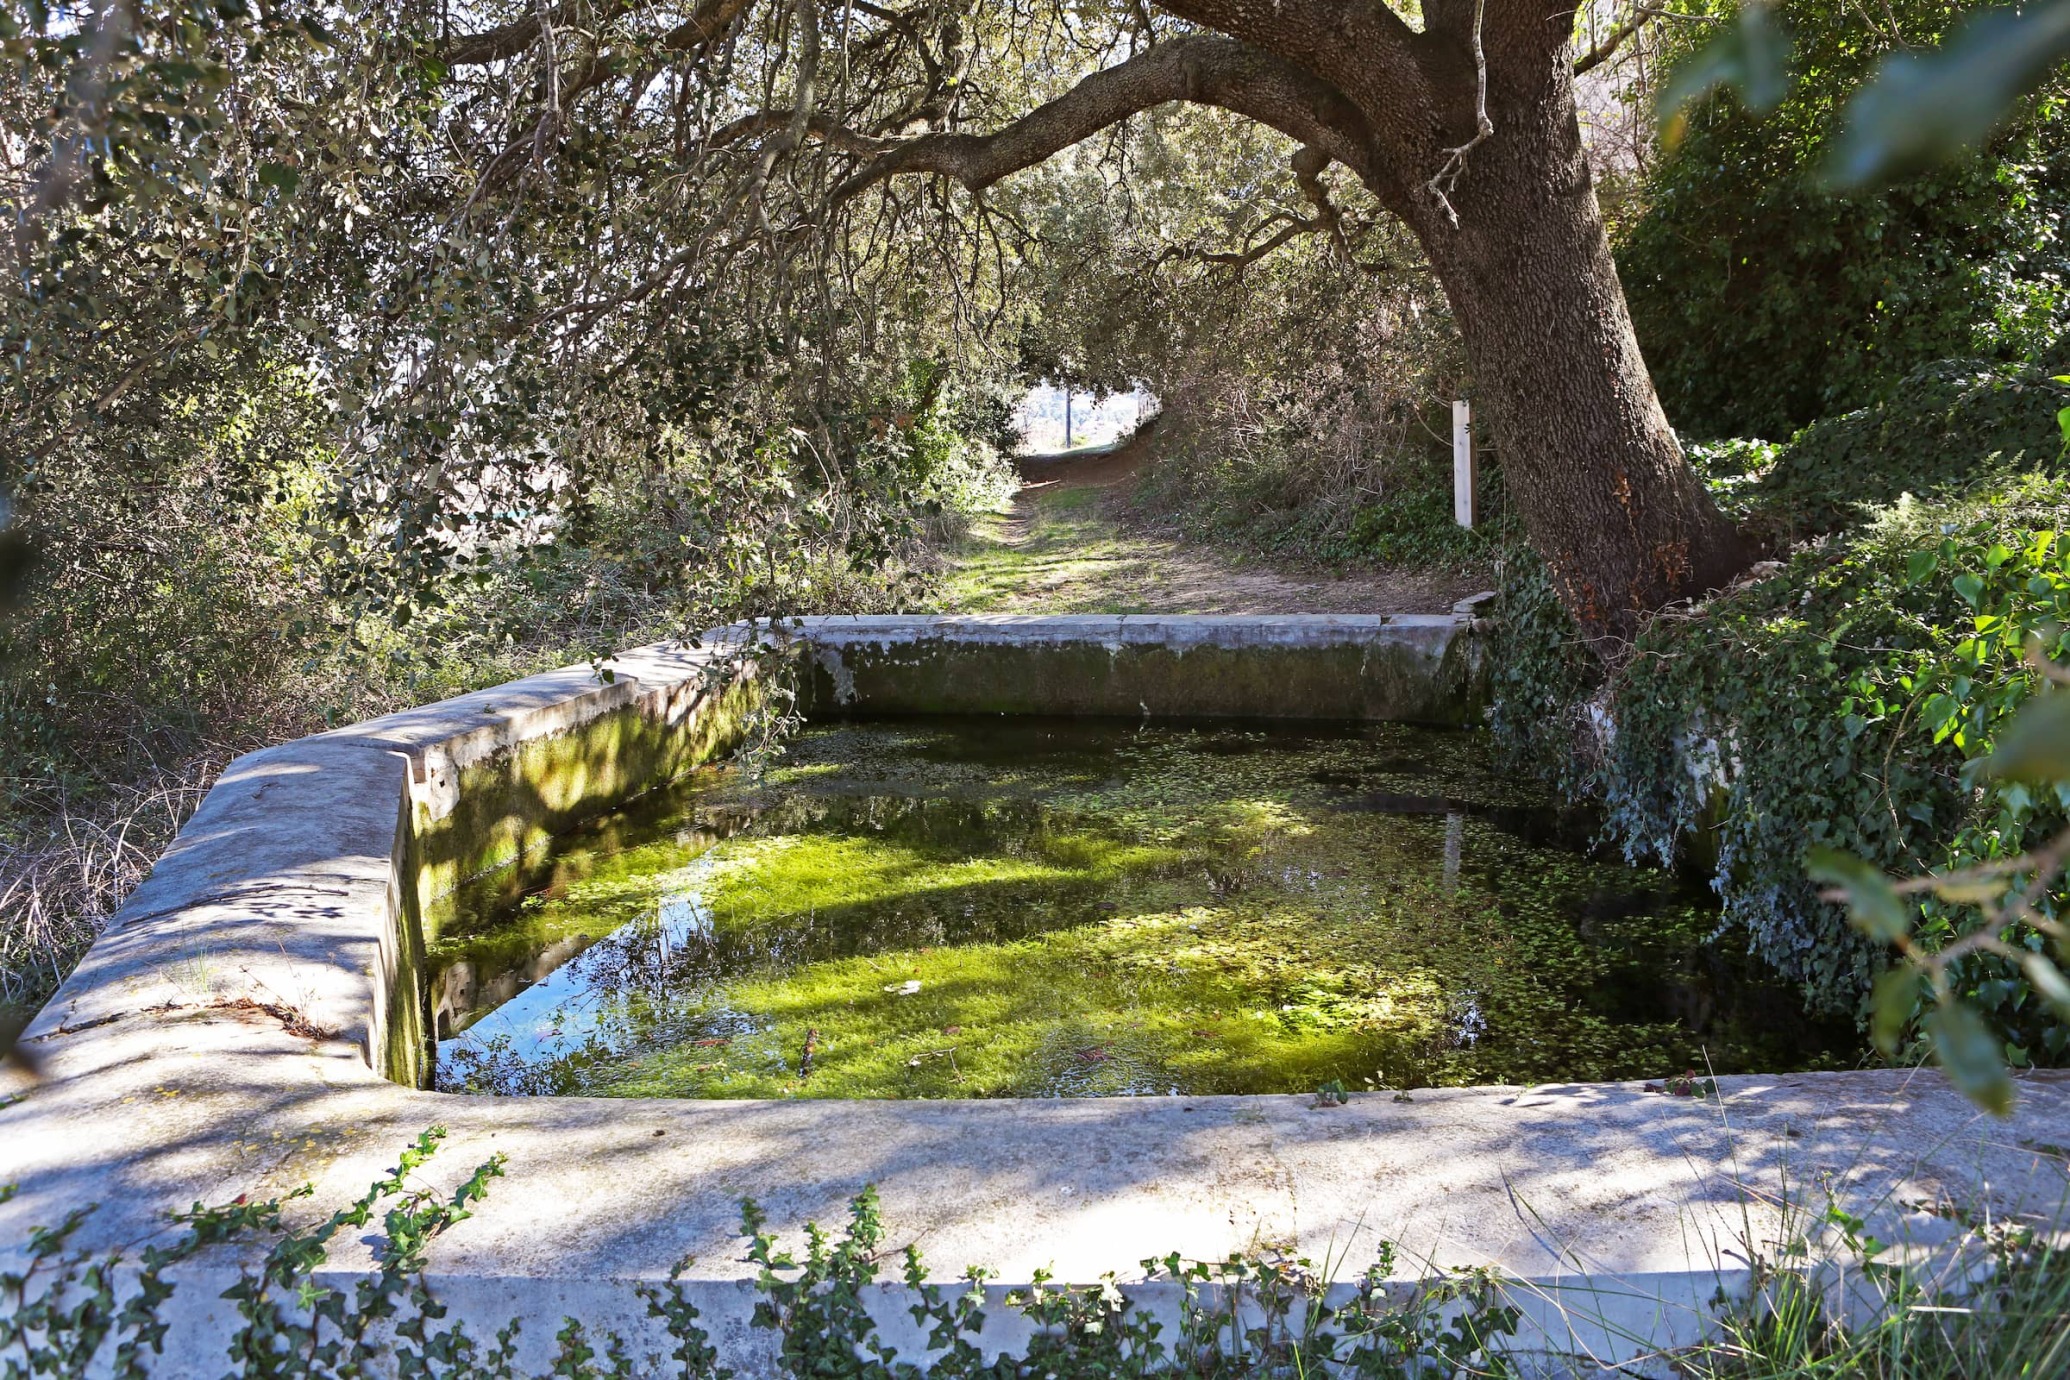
1490, 474, 2070, 1058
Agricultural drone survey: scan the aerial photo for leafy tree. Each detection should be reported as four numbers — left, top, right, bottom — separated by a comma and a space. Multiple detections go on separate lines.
1623, 0, 2070, 441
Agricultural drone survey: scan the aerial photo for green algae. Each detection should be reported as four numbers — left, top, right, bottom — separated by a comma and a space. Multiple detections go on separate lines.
431, 718, 1860, 1098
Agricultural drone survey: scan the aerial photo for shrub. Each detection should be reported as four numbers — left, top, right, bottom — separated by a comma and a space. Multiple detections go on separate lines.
1743, 361, 2070, 543
1493, 478, 2070, 1061
1619, 0, 2070, 440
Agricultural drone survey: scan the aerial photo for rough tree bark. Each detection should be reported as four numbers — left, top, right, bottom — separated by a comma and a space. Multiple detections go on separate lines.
827, 0, 1752, 642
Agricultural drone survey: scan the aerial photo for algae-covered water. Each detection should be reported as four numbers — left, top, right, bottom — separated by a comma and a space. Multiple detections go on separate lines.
431, 717, 1858, 1098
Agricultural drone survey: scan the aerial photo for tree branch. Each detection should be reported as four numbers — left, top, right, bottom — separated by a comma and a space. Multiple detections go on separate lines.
443, 1, 598, 67
1572, 6, 1659, 76
1150, 0, 1420, 106
442, 0, 754, 68
828, 35, 1374, 205
708, 111, 891, 155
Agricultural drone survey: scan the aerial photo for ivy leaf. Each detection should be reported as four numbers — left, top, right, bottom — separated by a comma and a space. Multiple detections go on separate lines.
1656, 3, 1791, 148
1824, 0, 2070, 189
1807, 847, 1912, 944
1869, 966, 1919, 1058
1985, 693, 2070, 783
1925, 1002, 2016, 1116
2023, 954, 2070, 1021
1905, 548, 1940, 586
1953, 573, 1985, 608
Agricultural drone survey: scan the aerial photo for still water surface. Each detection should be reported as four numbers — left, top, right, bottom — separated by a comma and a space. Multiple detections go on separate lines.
431, 717, 1859, 1098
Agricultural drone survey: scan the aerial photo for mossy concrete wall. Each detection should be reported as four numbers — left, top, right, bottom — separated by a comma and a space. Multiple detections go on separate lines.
794, 613, 1488, 723
328, 633, 777, 1086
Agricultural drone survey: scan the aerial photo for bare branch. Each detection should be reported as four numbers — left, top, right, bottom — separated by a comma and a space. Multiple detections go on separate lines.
1423, 0, 1493, 228
1573, 6, 1657, 76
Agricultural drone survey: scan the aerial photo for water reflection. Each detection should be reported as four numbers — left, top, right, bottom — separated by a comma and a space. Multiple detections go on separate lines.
431, 717, 1861, 1098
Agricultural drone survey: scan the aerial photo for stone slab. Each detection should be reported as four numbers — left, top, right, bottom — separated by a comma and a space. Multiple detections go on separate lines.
793, 614, 1486, 723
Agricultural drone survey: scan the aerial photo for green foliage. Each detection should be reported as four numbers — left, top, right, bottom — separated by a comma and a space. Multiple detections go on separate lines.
1741, 360, 2070, 542
1689, 1201, 2070, 1378
1483, 552, 1606, 803
1493, 478, 2070, 1068
1826, 0, 2070, 187
2, 1137, 1521, 1379
1621, 0, 2070, 440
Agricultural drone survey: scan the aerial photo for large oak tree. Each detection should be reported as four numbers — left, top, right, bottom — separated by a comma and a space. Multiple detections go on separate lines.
820, 4, 1755, 637
11, 1, 1747, 641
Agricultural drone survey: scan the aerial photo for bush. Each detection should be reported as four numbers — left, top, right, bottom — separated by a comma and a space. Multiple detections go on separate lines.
1619, 0, 2070, 441
1742, 361, 2070, 543
1492, 478, 2070, 1061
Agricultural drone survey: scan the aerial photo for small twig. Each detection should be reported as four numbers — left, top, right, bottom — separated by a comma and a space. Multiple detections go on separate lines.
1424, 0, 1495, 228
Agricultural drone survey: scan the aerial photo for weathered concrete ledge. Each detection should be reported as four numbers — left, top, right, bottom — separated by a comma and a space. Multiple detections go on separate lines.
3, 615, 2067, 1377
794, 612, 1488, 723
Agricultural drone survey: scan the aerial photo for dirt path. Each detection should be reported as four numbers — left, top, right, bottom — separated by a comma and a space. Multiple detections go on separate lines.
934, 436, 1492, 615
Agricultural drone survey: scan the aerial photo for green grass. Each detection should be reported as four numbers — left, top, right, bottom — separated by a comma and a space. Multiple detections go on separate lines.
933, 485, 1188, 613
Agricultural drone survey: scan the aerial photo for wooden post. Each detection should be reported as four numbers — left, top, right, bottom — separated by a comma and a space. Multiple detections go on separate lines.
1063, 389, 1073, 450
1452, 399, 1475, 529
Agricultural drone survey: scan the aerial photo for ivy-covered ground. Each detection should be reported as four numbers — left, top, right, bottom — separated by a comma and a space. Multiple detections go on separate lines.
1490, 362, 2070, 1070
431, 718, 1856, 1099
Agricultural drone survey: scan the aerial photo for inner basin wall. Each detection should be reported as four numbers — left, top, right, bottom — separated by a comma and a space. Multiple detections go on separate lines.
793, 615, 1488, 724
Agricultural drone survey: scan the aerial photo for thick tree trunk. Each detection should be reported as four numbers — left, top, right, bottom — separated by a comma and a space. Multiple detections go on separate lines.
1392, 56, 1749, 645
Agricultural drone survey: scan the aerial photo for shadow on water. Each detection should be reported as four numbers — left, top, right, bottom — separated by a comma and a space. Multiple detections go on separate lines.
431, 716, 1861, 1099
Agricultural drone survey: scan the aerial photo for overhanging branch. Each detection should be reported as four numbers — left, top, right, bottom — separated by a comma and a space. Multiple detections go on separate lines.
828, 35, 1375, 205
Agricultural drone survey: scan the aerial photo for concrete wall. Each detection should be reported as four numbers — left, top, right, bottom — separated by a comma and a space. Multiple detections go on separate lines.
795, 614, 1487, 723
2, 615, 2067, 1378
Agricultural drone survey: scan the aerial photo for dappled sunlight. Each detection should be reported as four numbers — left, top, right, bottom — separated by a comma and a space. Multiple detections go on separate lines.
432, 718, 1857, 1101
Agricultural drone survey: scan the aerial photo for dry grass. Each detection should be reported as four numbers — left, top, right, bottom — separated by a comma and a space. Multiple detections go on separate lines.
0, 755, 225, 1016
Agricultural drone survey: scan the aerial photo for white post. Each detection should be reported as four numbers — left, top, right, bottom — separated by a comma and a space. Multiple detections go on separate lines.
1452, 399, 1475, 529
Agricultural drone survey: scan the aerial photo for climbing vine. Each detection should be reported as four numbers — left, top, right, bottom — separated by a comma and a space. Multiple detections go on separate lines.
2, 1133, 1521, 1379
1491, 474, 2070, 1067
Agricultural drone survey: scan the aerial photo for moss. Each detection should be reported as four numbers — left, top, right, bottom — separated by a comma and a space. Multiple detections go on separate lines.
413, 671, 770, 938
934, 485, 1159, 614
386, 667, 772, 1087
802, 639, 1484, 725
434, 719, 1859, 1097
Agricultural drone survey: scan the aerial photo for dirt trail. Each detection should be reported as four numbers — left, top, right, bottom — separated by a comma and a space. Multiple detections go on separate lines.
935, 433, 1491, 615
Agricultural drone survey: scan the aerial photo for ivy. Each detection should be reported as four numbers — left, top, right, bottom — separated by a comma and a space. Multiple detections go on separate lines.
1493, 475, 2070, 1061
